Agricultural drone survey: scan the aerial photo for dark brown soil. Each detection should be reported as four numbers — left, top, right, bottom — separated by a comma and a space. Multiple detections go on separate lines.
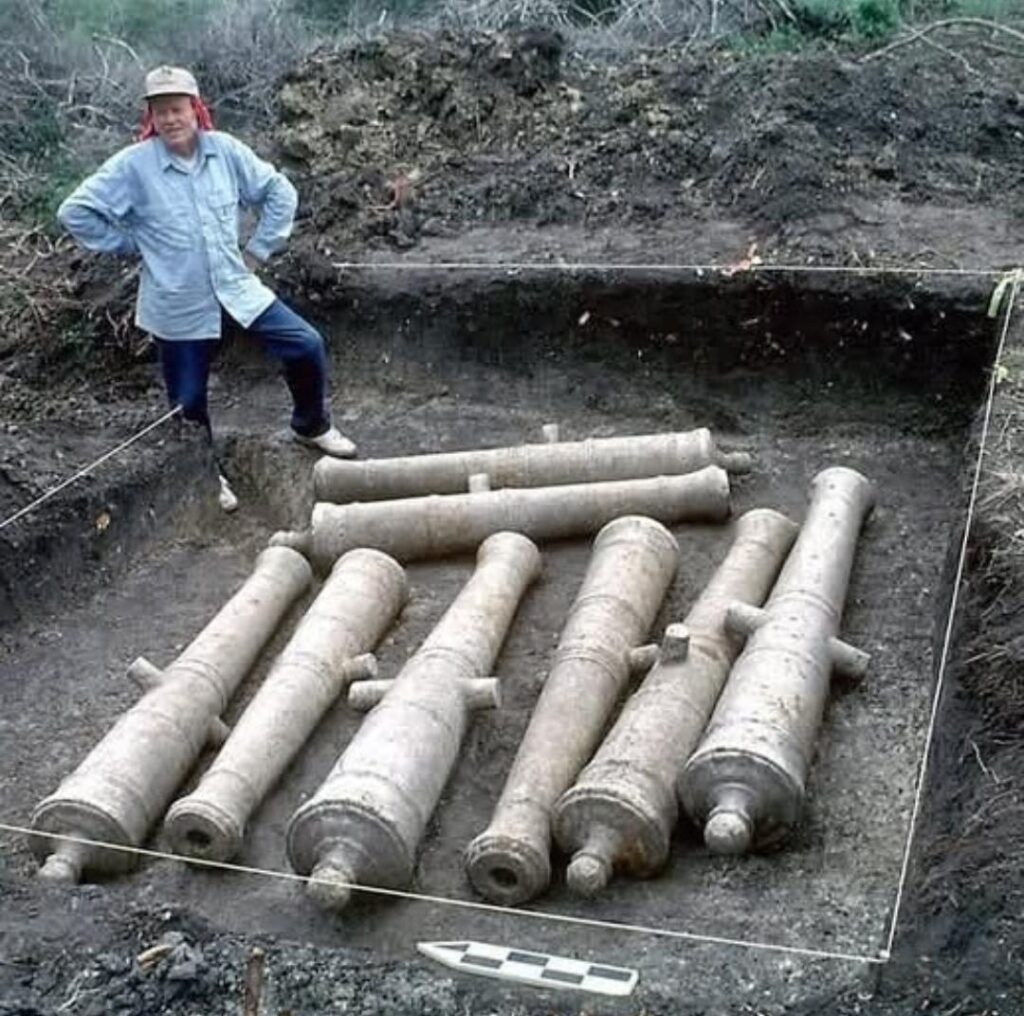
272, 29, 1024, 269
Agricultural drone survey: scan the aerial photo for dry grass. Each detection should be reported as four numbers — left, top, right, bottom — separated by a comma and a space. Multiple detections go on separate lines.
3, 0, 315, 129
977, 468, 1024, 573
979, 343, 1024, 574
434, 0, 779, 47
0, 0, 315, 220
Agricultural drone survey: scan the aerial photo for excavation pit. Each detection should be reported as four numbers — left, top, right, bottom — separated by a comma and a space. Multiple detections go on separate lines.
0, 266, 1001, 1013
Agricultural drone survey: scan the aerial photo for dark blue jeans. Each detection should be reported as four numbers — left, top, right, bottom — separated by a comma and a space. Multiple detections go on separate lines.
155, 300, 331, 438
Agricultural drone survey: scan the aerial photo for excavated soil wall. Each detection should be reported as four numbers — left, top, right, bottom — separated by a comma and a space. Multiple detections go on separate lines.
0, 269, 1006, 1015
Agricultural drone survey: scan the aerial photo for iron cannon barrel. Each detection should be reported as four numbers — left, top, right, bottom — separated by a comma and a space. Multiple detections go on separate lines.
30, 547, 312, 884
465, 516, 679, 905
679, 467, 876, 855
164, 549, 408, 863
273, 467, 729, 570
287, 532, 541, 911
313, 428, 750, 503
552, 509, 798, 896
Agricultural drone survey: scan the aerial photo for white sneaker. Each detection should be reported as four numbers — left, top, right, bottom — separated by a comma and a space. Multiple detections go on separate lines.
293, 425, 357, 459
218, 474, 239, 513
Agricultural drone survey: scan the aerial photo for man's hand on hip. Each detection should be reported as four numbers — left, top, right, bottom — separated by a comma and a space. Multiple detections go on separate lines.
243, 251, 261, 274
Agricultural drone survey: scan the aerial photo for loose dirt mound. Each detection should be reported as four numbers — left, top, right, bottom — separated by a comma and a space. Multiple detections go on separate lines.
275, 29, 1024, 254
2, 29, 1021, 384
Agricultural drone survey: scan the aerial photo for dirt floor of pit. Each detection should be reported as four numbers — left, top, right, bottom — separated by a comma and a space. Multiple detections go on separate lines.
0, 337, 968, 1015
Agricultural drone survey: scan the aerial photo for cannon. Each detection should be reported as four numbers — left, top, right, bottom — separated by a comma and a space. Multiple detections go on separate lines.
679, 467, 875, 855
29, 547, 312, 884
272, 467, 729, 569
164, 549, 408, 862
312, 427, 751, 503
287, 532, 541, 910
464, 516, 678, 905
553, 509, 798, 896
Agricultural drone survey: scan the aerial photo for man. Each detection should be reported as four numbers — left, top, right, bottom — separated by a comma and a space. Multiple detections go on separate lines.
58, 65, 356, 486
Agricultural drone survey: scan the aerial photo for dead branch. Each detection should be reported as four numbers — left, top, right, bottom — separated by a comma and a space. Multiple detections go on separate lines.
917, 31, 980, 77
771, 0, 796, 24
92, 42, 111, 85
92, 34, 144, 69
973, 38, 1024, 58
861, 17, 1024, 64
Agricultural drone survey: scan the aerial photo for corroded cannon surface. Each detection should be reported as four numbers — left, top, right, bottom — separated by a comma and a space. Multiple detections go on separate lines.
287, 532, 541, 910
30, 547, 312, 884
553, 509, 798, 896
465, 516, 678, 905
679, 467, 875, 855
313, 428, 751, 503
164, 549, 408, 862
272, 467, 729, 569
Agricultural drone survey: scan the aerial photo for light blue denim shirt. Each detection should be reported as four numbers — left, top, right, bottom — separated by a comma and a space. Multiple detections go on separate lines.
57, 131, 297, 340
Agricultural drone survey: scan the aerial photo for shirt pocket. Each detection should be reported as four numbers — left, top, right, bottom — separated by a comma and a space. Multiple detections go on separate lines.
205, 187, 240, 249
212, 201, 238, 231
209, 187, 237, 212
199, 160, 242, 248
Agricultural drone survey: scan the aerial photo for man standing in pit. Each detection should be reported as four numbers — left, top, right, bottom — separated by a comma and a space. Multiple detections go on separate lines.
58, 65, 356, 507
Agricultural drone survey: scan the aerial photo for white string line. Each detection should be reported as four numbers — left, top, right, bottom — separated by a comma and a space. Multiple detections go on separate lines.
0, 405, 182, 533
881, 270, 1021, 960
330, 260, 1005, 277
0, 822, 884, 966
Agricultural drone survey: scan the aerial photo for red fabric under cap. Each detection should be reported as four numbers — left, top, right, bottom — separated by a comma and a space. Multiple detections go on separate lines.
138, 97, 214, 142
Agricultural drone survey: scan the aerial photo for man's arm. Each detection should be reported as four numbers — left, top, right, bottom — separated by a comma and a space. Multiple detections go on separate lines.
227, 135, 298, 263
57, 150, 138, 256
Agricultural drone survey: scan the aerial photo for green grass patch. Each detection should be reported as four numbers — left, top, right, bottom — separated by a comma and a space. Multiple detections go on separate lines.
787, 0, 902, 40
730, 0, 1018, 51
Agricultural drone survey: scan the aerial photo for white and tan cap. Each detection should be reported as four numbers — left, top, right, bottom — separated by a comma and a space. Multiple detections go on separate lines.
144, 66, 199, 99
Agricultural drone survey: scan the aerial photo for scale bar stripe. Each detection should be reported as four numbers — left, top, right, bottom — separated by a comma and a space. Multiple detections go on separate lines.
541, 969, 586, 984
462, 954, 504, 969
588, 965, 633, 981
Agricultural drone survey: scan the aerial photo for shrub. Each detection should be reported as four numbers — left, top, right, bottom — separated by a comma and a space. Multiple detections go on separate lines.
851, 0, 901, 37
790, 0, 904, 38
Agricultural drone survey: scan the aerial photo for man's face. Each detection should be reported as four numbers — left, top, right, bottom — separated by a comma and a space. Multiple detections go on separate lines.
150, 94, 198, 154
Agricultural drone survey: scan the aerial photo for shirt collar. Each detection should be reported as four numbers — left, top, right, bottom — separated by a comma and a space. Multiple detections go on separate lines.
156, 131, 217, 172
